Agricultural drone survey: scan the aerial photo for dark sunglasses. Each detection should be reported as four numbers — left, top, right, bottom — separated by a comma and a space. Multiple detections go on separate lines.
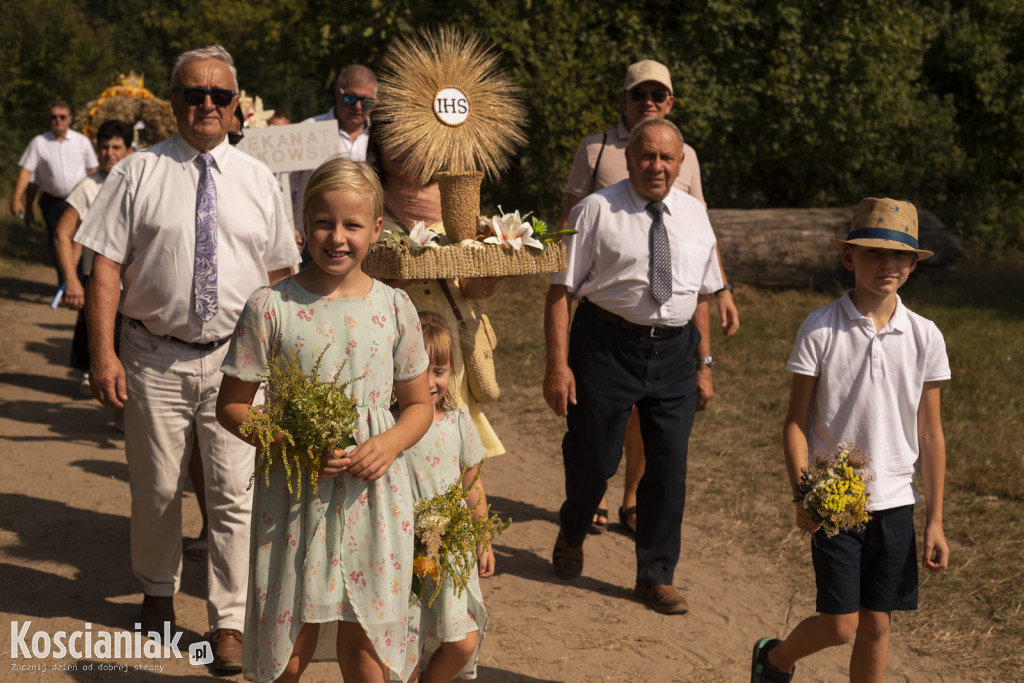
340, 93, 375, 109
174, 87, 237, 107
50, 114, 69, 121
630, 87, 670, 104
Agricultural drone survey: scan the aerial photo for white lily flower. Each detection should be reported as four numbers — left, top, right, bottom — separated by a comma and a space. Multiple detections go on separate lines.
408, 221, 440, 249
483, 215, 507, 246
506, 222, 544, 251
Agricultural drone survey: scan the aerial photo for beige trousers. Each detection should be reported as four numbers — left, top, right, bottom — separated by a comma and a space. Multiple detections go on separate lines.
120, 320, 253, 631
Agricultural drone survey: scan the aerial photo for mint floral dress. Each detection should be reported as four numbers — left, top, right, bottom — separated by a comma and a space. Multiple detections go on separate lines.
402, 408, 488, 679
221, 277, 428, 683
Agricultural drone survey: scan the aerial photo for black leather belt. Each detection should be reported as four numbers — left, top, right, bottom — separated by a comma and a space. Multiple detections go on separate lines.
580, 299, 686, 339
127, 319, 230, 351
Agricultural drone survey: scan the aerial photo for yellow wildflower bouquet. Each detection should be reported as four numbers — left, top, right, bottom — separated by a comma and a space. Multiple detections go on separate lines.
412, 467, 510, 607
240, 337, 359, 500
794, 444, 874, 538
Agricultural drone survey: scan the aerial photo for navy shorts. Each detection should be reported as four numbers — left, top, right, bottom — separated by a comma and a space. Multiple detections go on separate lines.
811, 504, 918, 614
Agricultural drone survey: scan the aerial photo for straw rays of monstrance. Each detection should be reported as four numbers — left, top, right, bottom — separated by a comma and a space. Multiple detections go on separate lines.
374, 27, 528, 185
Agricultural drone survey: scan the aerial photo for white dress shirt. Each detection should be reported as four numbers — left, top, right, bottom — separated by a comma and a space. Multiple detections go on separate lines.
304, 107, 371, 161
552, 180, 723, 327
18, 130, 99, 198
76, 134, 299, 343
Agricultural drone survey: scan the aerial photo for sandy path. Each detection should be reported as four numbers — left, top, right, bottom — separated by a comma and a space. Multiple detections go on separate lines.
0, 263, 968, 681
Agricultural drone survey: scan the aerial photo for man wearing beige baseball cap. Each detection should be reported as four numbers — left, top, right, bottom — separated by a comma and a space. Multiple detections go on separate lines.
557, 59, 739, 539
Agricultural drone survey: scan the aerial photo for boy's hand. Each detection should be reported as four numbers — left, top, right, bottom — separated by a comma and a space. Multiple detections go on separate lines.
344, 434, 399, 481
923, 520, 949, 571
795, 502, 822, 533
477, 543, 495, 578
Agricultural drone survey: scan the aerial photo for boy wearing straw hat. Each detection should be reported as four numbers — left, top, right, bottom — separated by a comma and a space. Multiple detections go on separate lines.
751, 198, 951, 682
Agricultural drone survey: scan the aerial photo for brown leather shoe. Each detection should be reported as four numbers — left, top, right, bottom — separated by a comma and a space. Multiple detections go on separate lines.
139, 594, 175, 637
210, 628, 243, 673
552, 532, 583, 579
633, 584, 689, 614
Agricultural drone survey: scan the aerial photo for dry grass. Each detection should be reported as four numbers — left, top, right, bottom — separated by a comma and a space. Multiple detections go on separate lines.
375, 27, 527, 185
480, 258, 1024, 681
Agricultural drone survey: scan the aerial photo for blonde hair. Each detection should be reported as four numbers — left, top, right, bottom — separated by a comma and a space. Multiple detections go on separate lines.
302, 156, 385, 235
419, 310, 458, 413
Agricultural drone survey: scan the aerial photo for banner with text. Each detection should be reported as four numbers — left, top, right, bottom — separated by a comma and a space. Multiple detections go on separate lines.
235, 121, 340, 173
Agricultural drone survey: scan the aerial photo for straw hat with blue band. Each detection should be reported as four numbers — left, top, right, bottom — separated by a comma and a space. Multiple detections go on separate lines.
830, 197, 934, 260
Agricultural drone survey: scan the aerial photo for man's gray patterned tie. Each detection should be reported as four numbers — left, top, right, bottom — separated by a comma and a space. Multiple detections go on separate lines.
646, 200, 672, 304
193, 152, 218, 322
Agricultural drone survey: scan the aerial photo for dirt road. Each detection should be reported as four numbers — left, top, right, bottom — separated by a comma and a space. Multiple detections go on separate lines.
0, 262, 965, 681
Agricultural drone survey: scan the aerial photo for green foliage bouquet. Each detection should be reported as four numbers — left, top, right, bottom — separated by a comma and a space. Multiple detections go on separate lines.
411, 467, 510, 607
240, 338, 359, 500
794, 444, 874, 538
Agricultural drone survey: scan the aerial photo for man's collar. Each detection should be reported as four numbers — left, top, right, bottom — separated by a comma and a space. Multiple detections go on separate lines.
624, 179, 676, 214
173, 134, 231, 171
615, 117, 631, 140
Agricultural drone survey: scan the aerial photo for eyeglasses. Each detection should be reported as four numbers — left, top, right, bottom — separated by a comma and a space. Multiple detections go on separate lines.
50, 114, 69, 121
630, 87, 670, 104
173, 87, 237, 107
340, 93, 375, 109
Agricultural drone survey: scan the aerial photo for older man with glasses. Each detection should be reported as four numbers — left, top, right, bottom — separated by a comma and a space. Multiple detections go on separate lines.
556, 59, 740, 545
10, 99, 99, 283
76, 44, 299, 674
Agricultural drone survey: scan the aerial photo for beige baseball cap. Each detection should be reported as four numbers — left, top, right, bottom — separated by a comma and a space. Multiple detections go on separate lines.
623, 60, 673, 94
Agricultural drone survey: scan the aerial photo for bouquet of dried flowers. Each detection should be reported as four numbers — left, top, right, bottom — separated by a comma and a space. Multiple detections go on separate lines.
240, 337, 359, 500
794, 444, 874, 538
412, 467, 510, 607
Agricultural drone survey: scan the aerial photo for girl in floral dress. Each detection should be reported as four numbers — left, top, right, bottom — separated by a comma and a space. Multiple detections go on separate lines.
217, 157, 433, 683
402, 310, 492, 682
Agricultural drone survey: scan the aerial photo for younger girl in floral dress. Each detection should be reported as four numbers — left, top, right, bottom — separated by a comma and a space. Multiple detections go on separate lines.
402, 310, 492, 682
217, 156, 433, 683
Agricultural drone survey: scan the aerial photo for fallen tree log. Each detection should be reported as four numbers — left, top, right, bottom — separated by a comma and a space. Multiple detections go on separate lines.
708, 207, 963, 289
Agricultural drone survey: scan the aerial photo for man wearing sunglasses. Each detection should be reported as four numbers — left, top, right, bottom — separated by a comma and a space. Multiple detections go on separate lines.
290, 64, 378, 242
76, 44, 299, 675
557, 59, 740, 545
10, 99, 99, 283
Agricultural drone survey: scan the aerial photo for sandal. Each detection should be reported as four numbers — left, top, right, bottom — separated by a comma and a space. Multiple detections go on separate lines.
590, 507, 609, 534
750, 637, 794, 682
618, 506, 637, 536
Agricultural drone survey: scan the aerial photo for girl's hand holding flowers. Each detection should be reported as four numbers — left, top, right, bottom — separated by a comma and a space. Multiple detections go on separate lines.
343, 434, 399, 482
477, 536, 495, 578
319, 445, 356, 480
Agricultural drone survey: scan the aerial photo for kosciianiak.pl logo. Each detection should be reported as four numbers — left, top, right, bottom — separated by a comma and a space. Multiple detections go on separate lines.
10, 621, 208, 663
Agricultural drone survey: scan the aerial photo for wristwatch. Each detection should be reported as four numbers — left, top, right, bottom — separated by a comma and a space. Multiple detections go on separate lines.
714, 284, 733, 294
695, 356, 715, 368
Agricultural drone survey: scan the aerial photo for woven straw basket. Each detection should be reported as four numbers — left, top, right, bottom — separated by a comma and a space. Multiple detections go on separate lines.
363, 241, 567, 280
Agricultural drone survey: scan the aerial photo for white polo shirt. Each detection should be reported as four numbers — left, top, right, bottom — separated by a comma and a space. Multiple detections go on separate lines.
76, 134, 299, 343
18, 130, 99, 198
552, 180, 723, 327
787, 291, 951, 510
